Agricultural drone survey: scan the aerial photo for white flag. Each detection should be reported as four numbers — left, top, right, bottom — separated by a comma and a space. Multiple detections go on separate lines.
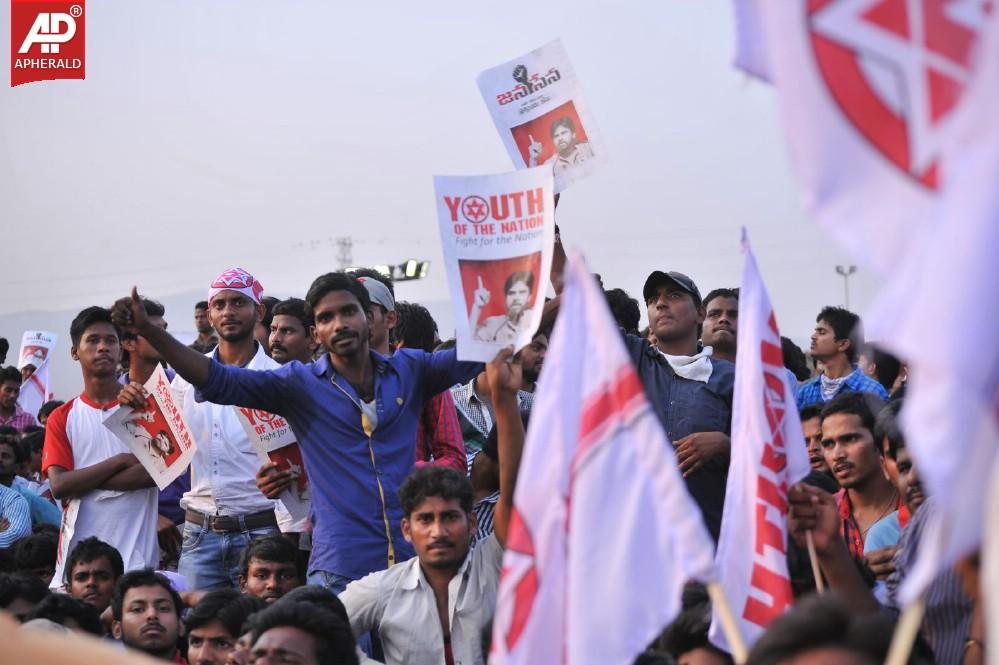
710, 229, 812, 651
732, 0, 771, 81
491, 251, 717, 665
16, 357, 51, 421
756, 1, 994, 275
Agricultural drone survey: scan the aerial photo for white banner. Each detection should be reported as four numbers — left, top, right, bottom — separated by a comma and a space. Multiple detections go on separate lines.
433, 167, 555, 362
491, 251, 716, 665
710, 229, 811, 651
477, 39, 605, 193
103, 365, 197, 490
18, 330, 57, 371
235, 407, 311, 523
16, 357, 51, 421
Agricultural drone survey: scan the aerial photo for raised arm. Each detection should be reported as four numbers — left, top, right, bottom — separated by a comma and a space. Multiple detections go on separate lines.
486, 348, 526, 549
112, 287, 212, 386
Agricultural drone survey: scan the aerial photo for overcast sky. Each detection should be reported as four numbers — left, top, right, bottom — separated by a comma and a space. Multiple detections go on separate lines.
1, 1, 881, 397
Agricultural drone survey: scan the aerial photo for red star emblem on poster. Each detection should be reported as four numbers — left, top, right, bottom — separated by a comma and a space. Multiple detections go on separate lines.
808, 0, 991, 189
462, 196, 490, 223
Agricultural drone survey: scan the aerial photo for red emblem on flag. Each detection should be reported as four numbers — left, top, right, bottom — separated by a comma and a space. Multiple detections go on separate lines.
807, 0, 990, 189
10, 0, 85, 87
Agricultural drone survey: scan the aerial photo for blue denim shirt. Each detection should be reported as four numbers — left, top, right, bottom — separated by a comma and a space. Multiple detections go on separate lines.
196, 348, 481, 581
622, 335, 734, 541
796, 366, 889, 410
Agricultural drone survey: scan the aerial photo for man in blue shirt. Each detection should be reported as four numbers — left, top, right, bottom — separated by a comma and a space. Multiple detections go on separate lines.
115, 273, 481, 593
623, 270, 735, 542
796, 306, 888, 410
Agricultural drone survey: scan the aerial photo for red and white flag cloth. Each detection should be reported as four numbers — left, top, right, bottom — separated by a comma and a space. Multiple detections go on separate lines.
738, 0, 999, 605
16, 357, 52, 421
490, 251, 717, 665
875, 11, 999, 604
747, 0, 994, 276
709, 229, 812, 652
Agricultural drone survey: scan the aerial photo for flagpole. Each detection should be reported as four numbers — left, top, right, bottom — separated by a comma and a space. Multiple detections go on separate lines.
707, 581, 748, 664
883, 596, 925, 665
805, 531, 825, 593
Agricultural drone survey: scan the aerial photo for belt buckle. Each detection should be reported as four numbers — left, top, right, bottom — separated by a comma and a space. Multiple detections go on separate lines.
210, 515, 235, 532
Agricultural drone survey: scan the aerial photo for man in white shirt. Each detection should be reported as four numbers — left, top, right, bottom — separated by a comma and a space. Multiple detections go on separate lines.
167, 268, 282, 590
42, 307, 159, 586
341, 348, 524, 665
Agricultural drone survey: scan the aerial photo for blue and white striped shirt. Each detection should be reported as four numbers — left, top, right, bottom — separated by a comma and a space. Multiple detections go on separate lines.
796, 366, 889, 410
0, 483, 31, 548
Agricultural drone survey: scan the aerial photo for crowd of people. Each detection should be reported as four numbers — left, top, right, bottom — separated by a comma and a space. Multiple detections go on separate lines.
0, 237, 985, 665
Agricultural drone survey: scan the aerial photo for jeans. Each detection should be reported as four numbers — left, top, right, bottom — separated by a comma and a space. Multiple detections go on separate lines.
308, 569, 378, 657
178, 521, 280, 590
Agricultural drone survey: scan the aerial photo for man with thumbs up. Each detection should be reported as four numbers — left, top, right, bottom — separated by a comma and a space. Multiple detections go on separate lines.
471, 271, 535, 345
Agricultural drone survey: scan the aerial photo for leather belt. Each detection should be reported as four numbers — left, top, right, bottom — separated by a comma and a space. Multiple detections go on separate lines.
184, 509, 277, 533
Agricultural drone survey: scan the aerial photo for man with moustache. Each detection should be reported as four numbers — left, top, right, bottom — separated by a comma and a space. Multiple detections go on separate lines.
268, 298, 317, 365
700, 288, 739, 363
817, 392, 901, 563
168, 268, 282, 590
113, 272, 481, 596
527, 116, 595, 175
111, 570, 185, 661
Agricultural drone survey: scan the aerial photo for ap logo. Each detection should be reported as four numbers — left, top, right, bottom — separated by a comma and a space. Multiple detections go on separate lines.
10, 0, 86, 87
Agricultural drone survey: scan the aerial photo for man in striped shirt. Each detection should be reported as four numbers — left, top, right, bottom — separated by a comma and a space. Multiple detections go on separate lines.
0, 482, 31, 548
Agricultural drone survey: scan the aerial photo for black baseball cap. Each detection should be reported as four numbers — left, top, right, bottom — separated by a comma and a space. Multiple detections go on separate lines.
643, 271, 702, 308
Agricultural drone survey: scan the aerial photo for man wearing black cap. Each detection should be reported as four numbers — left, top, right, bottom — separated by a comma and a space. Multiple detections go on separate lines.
625, 270, 735, 542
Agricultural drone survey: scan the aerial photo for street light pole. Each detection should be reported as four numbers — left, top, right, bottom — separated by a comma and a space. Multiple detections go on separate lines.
835, 265, 857, 309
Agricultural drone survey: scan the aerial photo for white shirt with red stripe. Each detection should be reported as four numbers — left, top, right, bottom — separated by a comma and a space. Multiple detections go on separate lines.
42, 395, 159, 587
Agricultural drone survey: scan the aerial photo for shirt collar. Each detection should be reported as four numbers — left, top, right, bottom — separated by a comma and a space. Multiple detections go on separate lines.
401, 545, 475, 591
310, 350, 389, 379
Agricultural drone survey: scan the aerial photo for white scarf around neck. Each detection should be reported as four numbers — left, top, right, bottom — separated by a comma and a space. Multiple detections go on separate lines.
658, 346, 714, 383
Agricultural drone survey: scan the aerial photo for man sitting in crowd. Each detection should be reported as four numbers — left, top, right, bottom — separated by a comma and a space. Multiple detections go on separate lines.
238, 535, 301, 604
185, 588, 266, 665
341, 348, 523, 665
65, 536, 123, 615
111, 569, 185, 661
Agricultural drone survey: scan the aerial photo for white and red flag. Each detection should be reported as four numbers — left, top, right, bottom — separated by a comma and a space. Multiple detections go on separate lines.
490, 251, 717, 665
739, 0, 999, 605
709, 229, 812, 652
16, 357, 52, 421
749, 0, 993, 276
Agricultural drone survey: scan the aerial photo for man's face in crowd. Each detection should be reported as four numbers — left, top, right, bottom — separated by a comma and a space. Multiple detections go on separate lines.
879, 437, 900, 489
894, 447, 925, 514
821, 413, 881, 490
112, 584, 181, 659
505, 280, 531, 321
250, 626, 319, 665
0, 442, 16, 480
69, 556, 116, 614
810, 319, 843, 362
802, 417, 826, 472
269, 315, 314, 365
73, 323, 121, 378
188, 619, 237, 665
518, 334, 548, 384
194, 307, 213, 335
552, 124, 576, 156
701, 296, 738, 353
311, 290, 371, 359
647, 285, 702, 345
0, 380, 20, 411
20, 365, 35, 383
368, 304, 396, 353
857, 351, 877, 379
403, 496, 473, 571
209, 292, 261, 344
239, 557, 300, 604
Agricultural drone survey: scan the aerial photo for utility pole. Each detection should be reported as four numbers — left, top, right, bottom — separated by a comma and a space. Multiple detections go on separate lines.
835, 265, 857, 310
335, 237, 353, 271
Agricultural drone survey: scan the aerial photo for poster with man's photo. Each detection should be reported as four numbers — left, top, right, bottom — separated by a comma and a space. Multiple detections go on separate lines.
236, 407, 310, 522
103, 365, 197, 490
434, 166, 555, 362
477, 38, 605, 193
17, 330, 57, 370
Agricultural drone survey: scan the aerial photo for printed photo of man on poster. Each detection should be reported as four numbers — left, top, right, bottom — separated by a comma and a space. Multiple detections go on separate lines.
470, 271, 536, 344
527, 115, 594, 175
